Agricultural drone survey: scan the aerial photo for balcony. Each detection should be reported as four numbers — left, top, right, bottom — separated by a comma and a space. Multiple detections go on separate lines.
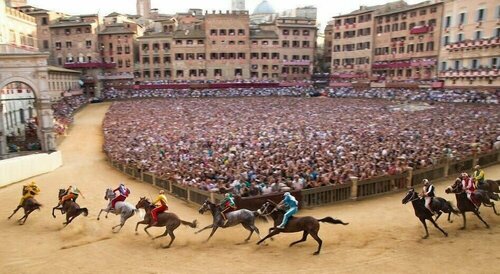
64, 62, 116, 69
445, 38, 500, 52
372, 61, 411, 69
410, 25, 433, 35
439, 69, 499, 78
282, 60, 311, 66
97, 73, 134, 80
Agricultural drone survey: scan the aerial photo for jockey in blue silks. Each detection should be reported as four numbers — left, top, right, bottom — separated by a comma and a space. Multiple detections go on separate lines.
276, 192, 298, 229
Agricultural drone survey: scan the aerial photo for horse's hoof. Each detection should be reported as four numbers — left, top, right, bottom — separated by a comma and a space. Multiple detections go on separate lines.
459, 227, 466, 230
162, 245, 171, 249
444, 233, 448, 237
422, 235, 429, 239
486, 225, 490, 229
313, 252, 320, 256
105, 216, 108, 219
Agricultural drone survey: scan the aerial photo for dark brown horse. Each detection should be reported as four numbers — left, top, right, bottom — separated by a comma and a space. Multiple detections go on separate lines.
256, 201, 348, 255
135, 197, 197, 248
8, 198, 42, 225
402, 188, 458, 239
52, 189, 88, 226
445, 178, 497, 229
478, 179, 500, 201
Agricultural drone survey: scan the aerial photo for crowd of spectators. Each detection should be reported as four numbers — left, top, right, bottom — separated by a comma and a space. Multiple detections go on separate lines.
51, 95, 88, 135
328, 87, 499, 104
102, 97, 499, 197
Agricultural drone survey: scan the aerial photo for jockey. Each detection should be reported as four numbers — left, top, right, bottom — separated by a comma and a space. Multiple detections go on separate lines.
151, 189, 168, 226
461, 173, 478, 208
111, 183, 130, 210
219, 193, 236, 226
276, 192, 298, 229
17, 181, 40, 209
59, 186, 85, 208
473, 165, 485, 187
422, 179, 436, 215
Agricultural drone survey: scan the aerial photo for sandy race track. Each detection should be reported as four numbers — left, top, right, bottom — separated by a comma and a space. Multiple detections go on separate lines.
0, 102, 499, 274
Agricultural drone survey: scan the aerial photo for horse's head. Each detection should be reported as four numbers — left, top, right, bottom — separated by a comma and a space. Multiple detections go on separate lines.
445, 178, 463, 194
198, 199, 214, 214
105, 188, 116, 200
135, 197, 151, 209
58, 189, 66, 199
402, 188, 418, 204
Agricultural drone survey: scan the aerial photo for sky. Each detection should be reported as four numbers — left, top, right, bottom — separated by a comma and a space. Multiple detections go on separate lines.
27, 0, 422, 32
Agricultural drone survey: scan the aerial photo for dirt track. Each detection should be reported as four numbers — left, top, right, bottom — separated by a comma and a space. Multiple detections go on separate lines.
0, 102, 499, 274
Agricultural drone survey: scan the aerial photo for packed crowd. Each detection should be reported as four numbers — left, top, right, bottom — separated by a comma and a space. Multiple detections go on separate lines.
102, 87, 316, 99
327, 88, 500, 104
51, 95, 88, 135
101, 86, 500, 104
103, 97, 499, 197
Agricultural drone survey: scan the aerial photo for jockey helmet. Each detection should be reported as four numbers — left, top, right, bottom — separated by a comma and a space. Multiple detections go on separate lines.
284, 192, 291, 197
474, 165, 480, 169
422, 179, 429, 185
461, 172, 469, 177
159, 189, 165, 194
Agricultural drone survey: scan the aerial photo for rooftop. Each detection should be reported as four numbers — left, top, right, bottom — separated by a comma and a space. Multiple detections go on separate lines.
48, 66, 81, 74
250, 30, 278, 39
173, 29, 205, 39
99, 24, 135, 35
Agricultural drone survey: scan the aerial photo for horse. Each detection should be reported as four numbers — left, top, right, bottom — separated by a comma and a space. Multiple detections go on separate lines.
478, 179, 500, 201
8, 198, 42, 225
445, 178, 497, 229
52, 189, 88, 226
401, 188, 459, 239
195, 199, 264, 243
135, 197, 197, 248
256, 201, 348, 255
97, 188, 138, 233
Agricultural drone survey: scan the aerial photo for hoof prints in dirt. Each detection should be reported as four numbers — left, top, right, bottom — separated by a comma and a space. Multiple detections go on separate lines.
60, 236, 112, 250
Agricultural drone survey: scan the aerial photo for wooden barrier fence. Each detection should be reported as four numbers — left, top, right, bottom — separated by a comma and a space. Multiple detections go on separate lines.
108, 150, 499, 208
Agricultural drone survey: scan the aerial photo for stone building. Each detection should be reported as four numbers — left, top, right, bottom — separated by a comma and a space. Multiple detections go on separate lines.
438, 0, 500, 88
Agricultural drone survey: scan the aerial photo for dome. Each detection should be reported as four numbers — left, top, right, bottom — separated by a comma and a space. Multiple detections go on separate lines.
253, 0, 276, 15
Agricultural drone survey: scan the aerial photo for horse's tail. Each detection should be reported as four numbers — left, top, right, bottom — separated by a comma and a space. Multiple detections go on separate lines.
446, 201, 460, 215
181, 219, 197, 228
79, 208, 89, 217
318, 217, 349, 225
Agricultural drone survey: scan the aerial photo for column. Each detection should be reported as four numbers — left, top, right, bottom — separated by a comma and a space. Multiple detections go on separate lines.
350, 176, 358, 200
406, 167, 413, 188
0, 103, 7, 157
35, 96, 56, 152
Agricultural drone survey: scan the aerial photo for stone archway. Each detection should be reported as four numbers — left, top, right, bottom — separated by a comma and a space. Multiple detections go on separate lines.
0, 50, 55, 157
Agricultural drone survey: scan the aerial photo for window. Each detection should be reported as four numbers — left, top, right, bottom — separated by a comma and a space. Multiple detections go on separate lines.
86, 40, 92, 48
238, 29, 245, 35
214, 69, 222, 76
443, 36, 450, 45
477, 8, 485, 22
430, 7, 437, 13
426, 41, 434, 51
454, 60, 460, 70
43, 40, 49, 49
65, 28, 71, 35
492, 57, 498, 68
475, 31, 482, 40
444, 16, 451, 28
441, 62, 447, 71
495, 28, 500, 38
457, 33, 464, 42
419, 9, 426, 16
66, 41, 72, 48
400, 22, 407, 30
41, 17, 48, 25
471, 59, 479, 69
459, 13, 466, 25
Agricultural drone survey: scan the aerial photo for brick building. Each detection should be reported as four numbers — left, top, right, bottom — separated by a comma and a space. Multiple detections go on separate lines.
372, 1, 443, 82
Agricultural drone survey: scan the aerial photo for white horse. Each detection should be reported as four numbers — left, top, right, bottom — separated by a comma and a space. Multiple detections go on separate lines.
97, 188, 138, 232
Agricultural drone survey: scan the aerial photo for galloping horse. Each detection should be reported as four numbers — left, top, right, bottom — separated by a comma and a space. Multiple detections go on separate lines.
445, 178, 497, 229
97, 188, 138, 232
8, 198, 42, 225
256, 201, 349, 255
135, 197, 197, 248
52, 189, 88, 226
402, 188, 458, 239
478, 179, 500, 201
195, 199, 264, 242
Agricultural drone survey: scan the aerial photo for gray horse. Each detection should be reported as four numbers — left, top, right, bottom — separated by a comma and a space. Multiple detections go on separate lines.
97, 188, 138, 232
195, 199, 264, 242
